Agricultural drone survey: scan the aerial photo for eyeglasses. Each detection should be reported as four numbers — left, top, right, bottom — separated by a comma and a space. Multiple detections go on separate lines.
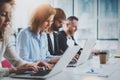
0, 12, 11, 18
57, 20, 65, 25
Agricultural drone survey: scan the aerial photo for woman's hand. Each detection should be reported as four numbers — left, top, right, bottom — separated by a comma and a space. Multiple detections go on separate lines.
9, 63, 40, 74
91, 50, 100, 55
37, 61, 53, 70
48, 58, 60, 64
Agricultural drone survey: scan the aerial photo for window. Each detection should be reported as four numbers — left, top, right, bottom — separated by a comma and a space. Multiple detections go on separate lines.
74, 0, 119, 41
74, 0, 97, 42
53, 0, 73, 17
12, 0, 119, 41
98, 0, 119, 40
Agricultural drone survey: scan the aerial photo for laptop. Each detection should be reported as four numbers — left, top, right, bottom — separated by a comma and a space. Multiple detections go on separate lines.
10, 46, 80, 79
67, 38, 96, 67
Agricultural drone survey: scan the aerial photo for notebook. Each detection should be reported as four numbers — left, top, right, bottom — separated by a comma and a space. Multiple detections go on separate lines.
67, 38, 96, 67
10, 46, 80, 79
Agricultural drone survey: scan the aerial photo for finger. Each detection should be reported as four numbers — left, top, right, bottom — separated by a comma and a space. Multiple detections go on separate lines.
45, 64, 51, 70
37, 61, 46, 66
37, 61, 52, 70
32, 65, 40, 71
23, 65, 40, 72
72, 57, 77, 62
26, 67, 38, 72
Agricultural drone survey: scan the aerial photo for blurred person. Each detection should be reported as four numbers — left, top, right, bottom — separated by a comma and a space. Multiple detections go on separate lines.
57, 16, 81, 63
58, 16, 79, 54
51, 8, 66, 32
45, 25, 62, 56
16, 4, 59, 64
45, 8, 66, 55
58, 16, 99, 57
0, 0, 50, 77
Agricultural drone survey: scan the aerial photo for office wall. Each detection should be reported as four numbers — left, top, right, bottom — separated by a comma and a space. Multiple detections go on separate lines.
12, 0, 120, 42
12, 0, 52, 29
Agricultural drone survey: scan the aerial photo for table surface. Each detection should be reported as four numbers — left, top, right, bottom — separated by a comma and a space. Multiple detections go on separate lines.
2, 56, 120, 80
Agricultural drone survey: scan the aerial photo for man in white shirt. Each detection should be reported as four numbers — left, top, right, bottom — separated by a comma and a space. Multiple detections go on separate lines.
58, 16, 79, 54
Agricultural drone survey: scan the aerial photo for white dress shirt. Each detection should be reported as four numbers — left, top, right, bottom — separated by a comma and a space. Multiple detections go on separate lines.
67, 36, 74, 47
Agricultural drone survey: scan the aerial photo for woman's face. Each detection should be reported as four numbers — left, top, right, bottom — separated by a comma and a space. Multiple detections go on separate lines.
0, 3, 12, 32
41, 15, 54, 30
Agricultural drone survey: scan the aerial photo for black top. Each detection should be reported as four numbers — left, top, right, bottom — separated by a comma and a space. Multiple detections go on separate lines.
58, 30, 79, 55
47, 32, 62, 55
51, 24, 59, 32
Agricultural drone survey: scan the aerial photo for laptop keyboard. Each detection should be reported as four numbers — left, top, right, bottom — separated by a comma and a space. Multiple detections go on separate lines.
69, 59, 77, 64
31, 67, 51, 76
67, 53, 81, 67
69, 53, 80, 64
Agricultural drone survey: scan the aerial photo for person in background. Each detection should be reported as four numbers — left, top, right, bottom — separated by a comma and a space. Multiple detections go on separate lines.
45, 8, 66, 55
51, 8, 66, 32
58, 16, 99, 57
16, 4, 59, 64
0, 0, 50, 77
45, 23, 62, 56
58, 16, 79, 54
57, 16, 81, 63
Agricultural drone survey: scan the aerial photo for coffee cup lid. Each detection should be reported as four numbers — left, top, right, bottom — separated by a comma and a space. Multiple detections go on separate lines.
99, 51, 107, 54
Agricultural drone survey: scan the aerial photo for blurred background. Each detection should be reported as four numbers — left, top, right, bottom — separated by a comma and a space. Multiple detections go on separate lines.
12, 0, 120, 53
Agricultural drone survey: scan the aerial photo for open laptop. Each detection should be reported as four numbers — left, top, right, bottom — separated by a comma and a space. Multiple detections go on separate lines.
67, 38, 96, 67
10, 46, 80, 79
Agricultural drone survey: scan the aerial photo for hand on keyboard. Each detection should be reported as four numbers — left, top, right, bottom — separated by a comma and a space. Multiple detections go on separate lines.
31, 67, 51, 76
37, 60, 53, 70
